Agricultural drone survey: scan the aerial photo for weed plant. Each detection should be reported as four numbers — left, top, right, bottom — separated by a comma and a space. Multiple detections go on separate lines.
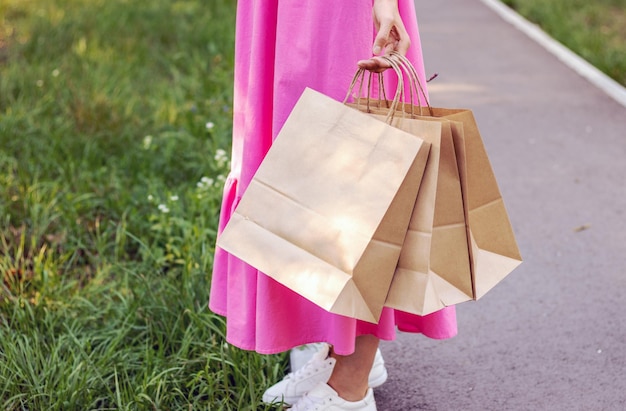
0, 0, 285, 409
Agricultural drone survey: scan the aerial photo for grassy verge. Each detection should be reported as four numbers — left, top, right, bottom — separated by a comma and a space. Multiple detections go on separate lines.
0, 0, 285, 409
501, 0, 626, 86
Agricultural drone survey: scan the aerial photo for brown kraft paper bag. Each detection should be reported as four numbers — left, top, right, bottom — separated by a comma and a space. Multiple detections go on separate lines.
348, 100, 472, 315
435, 108, 523, 299
346, 52, 522, 313
391, 52, 522, 302
217, 87, 432, 323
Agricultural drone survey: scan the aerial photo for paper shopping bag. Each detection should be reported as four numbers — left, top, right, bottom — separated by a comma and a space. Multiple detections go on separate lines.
346, 51, 521, 315
388, 116, 473, 314
390, 52, 522, 302
217, 87, 432, 323
351, 102, 522, 313
433, 108, 523, 299
347, 100, 472, 315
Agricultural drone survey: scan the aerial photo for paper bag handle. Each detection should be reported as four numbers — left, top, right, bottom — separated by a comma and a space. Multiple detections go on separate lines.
345, 52, 434, 120
344, 57, 408, 124
387, 51, 434, 117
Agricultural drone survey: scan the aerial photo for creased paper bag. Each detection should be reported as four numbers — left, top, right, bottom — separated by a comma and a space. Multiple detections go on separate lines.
349, 100, 471, 315
217, 87, 432, 323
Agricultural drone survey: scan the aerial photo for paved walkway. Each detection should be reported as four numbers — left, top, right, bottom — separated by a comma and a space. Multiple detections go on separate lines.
376, 1, 626, 410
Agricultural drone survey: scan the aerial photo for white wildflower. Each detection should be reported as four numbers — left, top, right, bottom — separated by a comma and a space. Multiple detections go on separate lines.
205, 121, 215, 130
52, 69, 60, 77
214, 149, 229, 168
147, 194, 154, 202
214, 149, 227, 162
170, 195, 179, 201
143, 135, 153, 149
197, 176, 214, 189
158, 204, 170, 213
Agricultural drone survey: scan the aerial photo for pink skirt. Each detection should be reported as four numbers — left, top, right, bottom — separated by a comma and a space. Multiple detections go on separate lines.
209, 0, 457, 356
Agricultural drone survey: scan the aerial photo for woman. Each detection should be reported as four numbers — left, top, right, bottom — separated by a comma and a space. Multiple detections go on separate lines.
210, 1, 457, 409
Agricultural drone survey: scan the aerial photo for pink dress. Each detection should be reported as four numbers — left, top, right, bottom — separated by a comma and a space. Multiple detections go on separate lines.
210, 0, 457, 356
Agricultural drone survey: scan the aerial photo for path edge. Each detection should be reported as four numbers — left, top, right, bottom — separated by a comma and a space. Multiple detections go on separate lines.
479, 0, 626, 109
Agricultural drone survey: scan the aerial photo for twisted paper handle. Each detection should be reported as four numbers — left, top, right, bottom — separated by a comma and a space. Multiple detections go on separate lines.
345, 51, 434, 121
344, 58, 406, 124
387, 51, 434, 117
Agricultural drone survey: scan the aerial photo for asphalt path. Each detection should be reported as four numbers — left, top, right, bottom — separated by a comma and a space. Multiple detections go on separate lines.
375, 1, 626, 410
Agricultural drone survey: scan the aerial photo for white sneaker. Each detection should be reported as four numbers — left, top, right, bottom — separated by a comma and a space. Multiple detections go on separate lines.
290, 344, 388, 388
263, 344, 336, 405
289, 383, 377, 411
290, 343, 328, 372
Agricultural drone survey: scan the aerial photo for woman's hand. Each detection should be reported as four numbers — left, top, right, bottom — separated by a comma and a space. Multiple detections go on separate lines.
357, 0, 411, 72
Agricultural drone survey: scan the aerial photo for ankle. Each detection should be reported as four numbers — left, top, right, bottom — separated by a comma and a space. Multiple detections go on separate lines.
326, 378, 369, 402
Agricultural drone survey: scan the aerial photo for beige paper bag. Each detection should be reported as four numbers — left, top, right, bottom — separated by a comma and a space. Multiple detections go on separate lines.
353, 52, 522, 314
217, 87, 432, 323
348, 101, 472, 315
434, 108, 523, 299
354, 100, 522, 313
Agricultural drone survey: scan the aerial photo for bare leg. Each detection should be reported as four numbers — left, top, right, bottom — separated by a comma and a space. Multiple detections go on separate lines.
327, 335, 379, 402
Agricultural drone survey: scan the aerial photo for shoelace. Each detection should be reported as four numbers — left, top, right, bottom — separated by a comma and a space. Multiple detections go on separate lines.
285, 354, 333, 381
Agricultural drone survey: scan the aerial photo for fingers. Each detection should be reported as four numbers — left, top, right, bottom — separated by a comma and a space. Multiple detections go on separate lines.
381, 23, 410, 56
372, 21, 394, 55
364, 0, 411, 72
371, 19, 410, 57
394, 26, 411, 56
361, 22, 410, 72
357, 56, 391, 73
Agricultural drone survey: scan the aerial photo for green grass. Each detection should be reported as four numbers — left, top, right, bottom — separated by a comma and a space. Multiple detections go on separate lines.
502, 0, 626, 86
0, 0, 286, 409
